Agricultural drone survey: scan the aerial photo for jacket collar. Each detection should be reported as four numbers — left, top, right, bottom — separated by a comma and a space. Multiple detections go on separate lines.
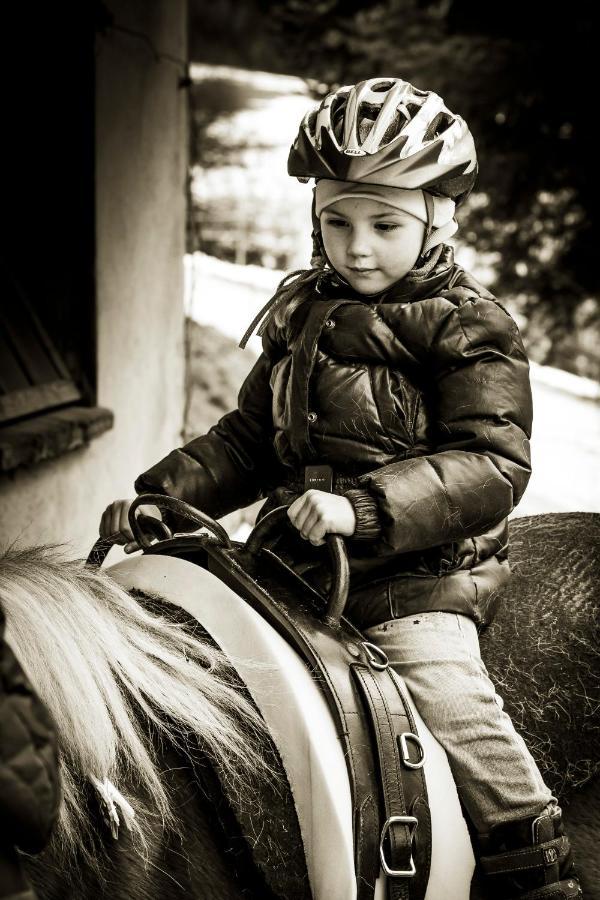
317, 244, 456, 304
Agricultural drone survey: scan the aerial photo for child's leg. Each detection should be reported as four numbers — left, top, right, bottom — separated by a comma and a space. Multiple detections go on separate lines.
364, 612, 582, 898
364, 610, 552, 833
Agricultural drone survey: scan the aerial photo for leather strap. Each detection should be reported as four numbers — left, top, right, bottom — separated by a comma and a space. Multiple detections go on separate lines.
506, 879, 582, 900
248, 482, 429, 899
352, 665, 431, 900
480, 836, 569, 877
202, 545, 383, 898
286, 299, 345, 461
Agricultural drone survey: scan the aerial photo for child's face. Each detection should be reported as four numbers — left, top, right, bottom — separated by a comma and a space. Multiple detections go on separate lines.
320, 197, 425, 294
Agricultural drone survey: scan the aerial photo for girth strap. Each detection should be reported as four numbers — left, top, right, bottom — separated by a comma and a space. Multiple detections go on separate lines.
352, 665, 431, 900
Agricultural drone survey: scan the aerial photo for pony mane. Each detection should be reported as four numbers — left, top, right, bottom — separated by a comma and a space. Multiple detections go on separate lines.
0, 544, 270, 870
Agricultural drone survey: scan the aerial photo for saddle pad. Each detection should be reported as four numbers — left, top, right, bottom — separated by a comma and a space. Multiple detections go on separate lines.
111, 554, 357, 900
110, 555, 475, 900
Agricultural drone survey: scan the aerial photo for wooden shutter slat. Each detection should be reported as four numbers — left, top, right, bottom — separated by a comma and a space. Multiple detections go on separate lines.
0, 304, 59, 384
0, 380, 81, 423
0, 330, 30, 392
0, 271, 82, 425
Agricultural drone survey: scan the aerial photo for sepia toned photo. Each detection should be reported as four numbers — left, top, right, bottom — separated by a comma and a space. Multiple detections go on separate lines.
0, 3, 597, 898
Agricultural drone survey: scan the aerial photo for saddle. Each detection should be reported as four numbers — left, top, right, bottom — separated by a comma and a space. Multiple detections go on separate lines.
89, 492, 433, 900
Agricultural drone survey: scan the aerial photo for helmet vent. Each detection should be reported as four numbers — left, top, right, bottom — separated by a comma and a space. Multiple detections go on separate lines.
371, 81, 395, 93
357, 102, 382, 143
360, 102, 381, 120
306, 110, 318, 137
381, 111, 406, 145
423, 111, 455, 142
358, 118, 374, 142
331, 96, 347, 141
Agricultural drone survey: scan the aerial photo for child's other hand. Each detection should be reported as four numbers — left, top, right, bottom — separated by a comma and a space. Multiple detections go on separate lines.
287, 490, 356, 546
99, 498, 162, 554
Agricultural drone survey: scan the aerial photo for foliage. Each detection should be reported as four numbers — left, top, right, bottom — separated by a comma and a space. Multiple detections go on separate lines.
189, 78, 274, 170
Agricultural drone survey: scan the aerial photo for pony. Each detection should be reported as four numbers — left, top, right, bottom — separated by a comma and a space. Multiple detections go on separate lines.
0, 544, 285, 899
0, 511, 598, 899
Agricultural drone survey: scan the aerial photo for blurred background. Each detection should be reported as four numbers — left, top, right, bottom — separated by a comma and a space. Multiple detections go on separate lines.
1, 0, 598, 554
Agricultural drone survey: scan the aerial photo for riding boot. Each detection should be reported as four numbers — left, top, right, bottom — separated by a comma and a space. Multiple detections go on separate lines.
475, 802, 583, 899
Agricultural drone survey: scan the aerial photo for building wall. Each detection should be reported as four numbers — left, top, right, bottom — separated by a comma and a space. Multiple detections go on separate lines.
0, 0, 187, 557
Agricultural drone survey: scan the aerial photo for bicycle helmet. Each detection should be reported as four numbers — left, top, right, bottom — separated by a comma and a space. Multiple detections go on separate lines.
288, 77, 477, 206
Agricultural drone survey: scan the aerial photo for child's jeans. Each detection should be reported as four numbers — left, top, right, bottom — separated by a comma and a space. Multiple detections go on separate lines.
363, 611, 554, 835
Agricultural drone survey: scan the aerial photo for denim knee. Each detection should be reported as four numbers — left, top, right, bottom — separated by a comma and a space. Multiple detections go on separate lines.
364, 612, 498, 727
365, 611, 480, 663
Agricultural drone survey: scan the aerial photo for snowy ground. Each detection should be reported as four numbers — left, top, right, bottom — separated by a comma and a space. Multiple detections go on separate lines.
185, 252, 600, 517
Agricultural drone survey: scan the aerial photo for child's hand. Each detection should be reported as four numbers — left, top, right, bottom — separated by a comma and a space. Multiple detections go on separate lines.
287, 490, 356, 546
99, 498, 162, 554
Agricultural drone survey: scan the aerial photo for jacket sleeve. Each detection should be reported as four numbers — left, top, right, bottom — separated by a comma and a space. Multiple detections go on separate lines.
135, 352, 280, 521
346, 296, 533, 554
0, 610, 60, 856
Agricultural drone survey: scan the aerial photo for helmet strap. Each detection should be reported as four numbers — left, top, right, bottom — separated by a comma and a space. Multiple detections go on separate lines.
422, 192, 435, 252
311, 230, 327, 268
310, 192, 331, 269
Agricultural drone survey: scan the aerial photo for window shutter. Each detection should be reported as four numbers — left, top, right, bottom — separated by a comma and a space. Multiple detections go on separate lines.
0, 278, 82, 425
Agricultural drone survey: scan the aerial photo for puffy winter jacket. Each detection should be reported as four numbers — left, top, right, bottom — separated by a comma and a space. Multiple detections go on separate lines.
0, 608, 60, 899
136, 245, 532, 628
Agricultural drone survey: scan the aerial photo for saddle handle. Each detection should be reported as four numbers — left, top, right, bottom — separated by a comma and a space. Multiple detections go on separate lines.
86, 494, 232, 568
128, 494, 233, 550
245, 505, 350, 626
85, 513, 164, 568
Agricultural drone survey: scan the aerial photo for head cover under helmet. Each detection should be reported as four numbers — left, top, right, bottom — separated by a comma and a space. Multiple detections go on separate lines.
314, 179, 458, 254
288, 77, 477, 206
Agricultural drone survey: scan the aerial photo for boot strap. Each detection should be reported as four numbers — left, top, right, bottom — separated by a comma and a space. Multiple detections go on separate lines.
507, 877, 582, 899
480, 836, 569, 876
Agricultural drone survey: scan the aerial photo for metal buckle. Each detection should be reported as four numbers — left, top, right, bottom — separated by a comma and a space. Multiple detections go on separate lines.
380, 815, 418, 877
399, 732, 426, 770
360, 641, 389, 670
531, 802, 561, 842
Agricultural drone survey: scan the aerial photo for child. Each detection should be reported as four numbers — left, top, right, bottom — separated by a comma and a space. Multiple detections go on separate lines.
100, 78, 581, 898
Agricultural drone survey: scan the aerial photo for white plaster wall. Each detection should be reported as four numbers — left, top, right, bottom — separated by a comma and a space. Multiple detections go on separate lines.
0, 0, 187, 557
